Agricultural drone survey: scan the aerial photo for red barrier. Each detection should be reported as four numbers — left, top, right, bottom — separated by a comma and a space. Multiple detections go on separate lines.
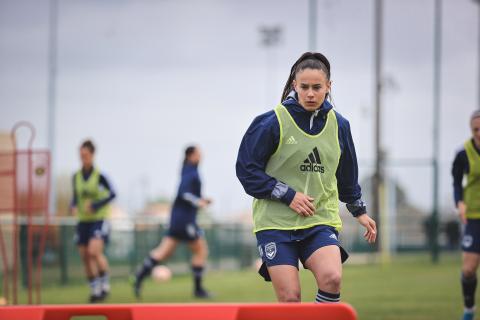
0, 303, 357, 320
0, 122, 51, 305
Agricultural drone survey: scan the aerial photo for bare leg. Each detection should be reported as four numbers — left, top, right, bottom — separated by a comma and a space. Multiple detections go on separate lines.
88, 238, 110, 297
79, 244, 101, 301
133, 236, 178, 298
188, 237, 208, 267
461, 252, 480, 313
188, 238, 210, 297
305, 245, 342, 303
267, 265, 301, 302
88, 238, 109, 273
463, 252, 480, 278
150, 237, 178, 261
78, 245, 97, 279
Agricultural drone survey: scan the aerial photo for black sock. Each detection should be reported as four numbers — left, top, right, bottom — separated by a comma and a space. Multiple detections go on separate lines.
135, 256, 159, 283
315, 289, 340, 303
192, 265, 204, 292
462, 273, 477, 309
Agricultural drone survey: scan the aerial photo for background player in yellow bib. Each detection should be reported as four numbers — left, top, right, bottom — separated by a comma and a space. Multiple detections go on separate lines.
236, 52, 376, 303
71, 140, 116, 303
452, 110, 480, 320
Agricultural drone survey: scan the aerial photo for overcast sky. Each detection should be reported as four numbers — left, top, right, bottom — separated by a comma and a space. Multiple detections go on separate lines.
0, 0, 479, 218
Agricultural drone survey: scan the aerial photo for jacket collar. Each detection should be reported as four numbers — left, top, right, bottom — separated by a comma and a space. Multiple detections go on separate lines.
282, 91, 333, 117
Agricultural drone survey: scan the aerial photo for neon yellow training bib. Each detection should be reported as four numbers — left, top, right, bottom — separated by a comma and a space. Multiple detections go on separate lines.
253, 104, 342, 232
464, 139, 480, 219
75, 168, 110, 222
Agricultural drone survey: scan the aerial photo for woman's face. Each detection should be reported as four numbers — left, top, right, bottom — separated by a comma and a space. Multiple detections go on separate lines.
188, 148, 202, 165
80, 147, 94, 169
293, 68, 331, 112
472, 117, 480, 146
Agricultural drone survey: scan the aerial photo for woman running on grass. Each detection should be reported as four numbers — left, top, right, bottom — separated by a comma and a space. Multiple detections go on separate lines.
236, 52, 376, 303
133, 145, 212, 299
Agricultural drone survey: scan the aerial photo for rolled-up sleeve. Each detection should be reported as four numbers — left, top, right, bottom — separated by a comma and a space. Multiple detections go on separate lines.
236, 112, 295, 203
451, 149, 467, 206
91, 173, 116, 211
335, 114, 363, 204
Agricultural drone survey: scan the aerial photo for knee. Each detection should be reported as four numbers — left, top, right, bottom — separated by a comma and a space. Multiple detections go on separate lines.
193, 243, 208, 260
323, 271, 342, 291
80, 253, 89, 264
201, 245, 209, 259
150, 249, 160, 260
278, 289, 301, 303
87, 248, 100, 260
463, 267, 477, 279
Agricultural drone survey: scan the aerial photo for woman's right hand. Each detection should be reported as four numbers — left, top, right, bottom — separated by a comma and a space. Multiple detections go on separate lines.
458, 201, 467, 225
198, 198, 212, 209
289, 192, 315, 217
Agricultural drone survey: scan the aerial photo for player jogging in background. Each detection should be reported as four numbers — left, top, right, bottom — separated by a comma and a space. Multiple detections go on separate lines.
236, 52, 376, 303
452, 110, 480, 320
71, 140, 116, 303
133, 145, 212, 299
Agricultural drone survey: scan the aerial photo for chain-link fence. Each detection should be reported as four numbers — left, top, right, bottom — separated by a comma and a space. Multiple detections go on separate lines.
0, 208, 461, 294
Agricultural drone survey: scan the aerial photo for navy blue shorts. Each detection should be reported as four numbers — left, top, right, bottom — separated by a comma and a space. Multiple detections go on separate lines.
256, 225, 349, 281
75, 220, 110, 246
167, 223, 204, 242
462, 219, 480, 253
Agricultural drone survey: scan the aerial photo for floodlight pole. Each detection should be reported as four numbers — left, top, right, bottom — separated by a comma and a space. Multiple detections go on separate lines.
373, 0, 384, 254
47, 0, 58, 215
476, 0, 480, 109
259, 26, 282, 105
431, 0, 442, 263
309, 0, 317, 51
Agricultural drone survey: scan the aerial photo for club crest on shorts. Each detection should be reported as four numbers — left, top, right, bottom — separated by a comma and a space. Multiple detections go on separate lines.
463, 235, 473, 248
265, 242, 277, 260
186, 224, 196, 237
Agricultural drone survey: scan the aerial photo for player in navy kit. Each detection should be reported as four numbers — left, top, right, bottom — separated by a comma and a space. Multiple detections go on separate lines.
236, 52, 376, 303
71, 140, 116, 303
452, 110, 480, 320
133, 146, 212, 299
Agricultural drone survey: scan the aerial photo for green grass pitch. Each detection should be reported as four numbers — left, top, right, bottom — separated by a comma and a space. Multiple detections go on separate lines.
11, 253, 469, 320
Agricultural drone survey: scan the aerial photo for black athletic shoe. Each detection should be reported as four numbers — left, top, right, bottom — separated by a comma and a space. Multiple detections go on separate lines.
89, 294, 103, 303
130, 275, 142, 299
101, 289, 110, 300
194, 288, 211, 299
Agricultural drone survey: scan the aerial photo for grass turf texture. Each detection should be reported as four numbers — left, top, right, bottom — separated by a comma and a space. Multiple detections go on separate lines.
9, 253, 468, 320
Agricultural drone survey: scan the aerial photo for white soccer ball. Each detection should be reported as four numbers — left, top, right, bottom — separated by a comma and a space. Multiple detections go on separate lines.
152, 265, 172, 282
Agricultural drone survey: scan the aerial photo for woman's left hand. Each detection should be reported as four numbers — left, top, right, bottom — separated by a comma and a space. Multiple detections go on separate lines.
85, 200, 94, 214
356, 214, 377, 243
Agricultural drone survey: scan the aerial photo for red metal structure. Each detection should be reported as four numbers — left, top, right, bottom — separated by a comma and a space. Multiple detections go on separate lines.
0, 121, 51, 304
0, 303, 357, 320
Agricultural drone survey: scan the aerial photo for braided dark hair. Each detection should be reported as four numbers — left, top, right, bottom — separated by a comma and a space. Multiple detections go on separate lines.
471, 110, 480, 122
281, 52, 331, 102
80, 139, 95, 154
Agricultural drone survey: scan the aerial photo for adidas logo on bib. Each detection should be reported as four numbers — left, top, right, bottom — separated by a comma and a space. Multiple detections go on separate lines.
286, 136, 298, 145
300, 147, 325, 173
